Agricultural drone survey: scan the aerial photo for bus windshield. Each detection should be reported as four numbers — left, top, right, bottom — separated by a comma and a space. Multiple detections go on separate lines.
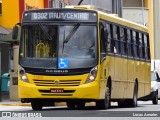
19, 23, 97, 69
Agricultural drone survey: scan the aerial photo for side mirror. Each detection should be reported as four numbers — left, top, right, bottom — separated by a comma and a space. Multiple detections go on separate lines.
12, 26, 19, 40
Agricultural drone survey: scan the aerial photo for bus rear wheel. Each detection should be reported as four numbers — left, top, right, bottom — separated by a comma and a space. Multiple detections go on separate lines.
31, 100, 43, 110
96, 87, 110, 109
127, 83, 138, 107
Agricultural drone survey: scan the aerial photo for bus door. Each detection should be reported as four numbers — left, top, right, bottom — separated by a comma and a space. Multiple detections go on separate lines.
99, 21, 108, 99
99, 21, 115, 99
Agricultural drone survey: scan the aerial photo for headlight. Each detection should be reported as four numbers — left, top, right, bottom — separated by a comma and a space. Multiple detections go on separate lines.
85, 66, 98, 84
19, 66, 29, 83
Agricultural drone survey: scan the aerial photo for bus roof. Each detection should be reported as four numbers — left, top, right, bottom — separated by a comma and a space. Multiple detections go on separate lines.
65, 5, 148, 33
98, 10, 148, 33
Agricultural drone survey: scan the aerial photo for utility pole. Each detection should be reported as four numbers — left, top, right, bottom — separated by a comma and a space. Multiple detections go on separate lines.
153, 0, 160, 59
141, 0, 145, 25
112, 0, 122, 17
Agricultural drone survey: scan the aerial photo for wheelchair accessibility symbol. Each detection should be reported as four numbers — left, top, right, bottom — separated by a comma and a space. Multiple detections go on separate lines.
58, 58, 68, 69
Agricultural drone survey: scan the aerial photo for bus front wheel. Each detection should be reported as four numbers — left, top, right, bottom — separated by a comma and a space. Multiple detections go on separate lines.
76, 102, 85, 109
96, 87, 110, 109
31, 100, 43, 110
66, 101, 75, 109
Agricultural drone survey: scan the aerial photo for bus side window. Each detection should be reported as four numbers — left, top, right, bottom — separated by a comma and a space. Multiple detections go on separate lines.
139, 33, 143, 59
144, 34, 150, 60
100, 22, 106, 54
105, 23, 112, 53
113, 25, 120, 54
137, 33, 143, 58
142, 34, 145, 59
132, 31, 138, 58
120, 27, 126, 56
127, 29, 133, 57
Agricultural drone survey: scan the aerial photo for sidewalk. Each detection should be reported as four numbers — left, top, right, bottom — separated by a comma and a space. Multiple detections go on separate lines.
0, 92, 66, 107
0, 92, 31, 106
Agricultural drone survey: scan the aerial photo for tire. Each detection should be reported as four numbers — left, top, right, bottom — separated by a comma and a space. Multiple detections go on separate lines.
66, 101, 75, 109
75, 102, 85, 109
127, 83, 138, 107
152, 91, 158, 105
96, 87, 110, 110
31, 100, 43, 110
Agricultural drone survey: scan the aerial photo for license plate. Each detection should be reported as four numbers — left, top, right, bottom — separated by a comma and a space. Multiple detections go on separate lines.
50, 88, 64, 93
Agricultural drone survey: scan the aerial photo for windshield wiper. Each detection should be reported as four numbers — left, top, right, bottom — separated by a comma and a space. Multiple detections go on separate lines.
62, 24, 80, 54
39, 23, 52, 41
63, 23, 80, 44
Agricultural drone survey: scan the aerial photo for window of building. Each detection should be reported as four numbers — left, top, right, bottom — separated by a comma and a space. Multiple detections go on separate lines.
59, 1, 63, 8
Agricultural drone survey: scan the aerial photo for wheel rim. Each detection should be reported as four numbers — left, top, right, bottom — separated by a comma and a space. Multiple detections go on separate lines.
133, 85, 137, 106
105, 88, 110, 108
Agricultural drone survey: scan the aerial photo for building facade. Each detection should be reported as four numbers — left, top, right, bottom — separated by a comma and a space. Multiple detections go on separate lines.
49, 0, 122, 17
0, 0, 49, 101
122, 0, 154, 60
0, 0, 49, 74
0, 0, 49, 29
153, 0, 160, 60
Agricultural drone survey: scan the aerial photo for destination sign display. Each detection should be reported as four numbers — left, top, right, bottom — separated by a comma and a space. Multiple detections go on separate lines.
22, 10, 97, 22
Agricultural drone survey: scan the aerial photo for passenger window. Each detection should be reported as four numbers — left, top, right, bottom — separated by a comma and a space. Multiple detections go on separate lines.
120, 27, 126, 56
105, 23, 112, 53
139, 33, 143, 59
142, 34, 145, 59
100, 23, 106, 53
112, 25, 120, 54
127, 29, 133, 57
144, 34, 150, 60
133, 31, 138, 58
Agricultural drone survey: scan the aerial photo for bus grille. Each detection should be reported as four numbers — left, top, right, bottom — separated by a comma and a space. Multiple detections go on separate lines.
33, 79, 81, 86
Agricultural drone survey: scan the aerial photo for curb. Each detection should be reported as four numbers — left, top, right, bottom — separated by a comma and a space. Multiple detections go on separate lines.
0, 103, 31, 106
0, 102, 95, 107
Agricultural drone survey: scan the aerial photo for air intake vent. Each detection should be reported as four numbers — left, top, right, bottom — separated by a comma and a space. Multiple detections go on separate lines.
33, 79, 81, 86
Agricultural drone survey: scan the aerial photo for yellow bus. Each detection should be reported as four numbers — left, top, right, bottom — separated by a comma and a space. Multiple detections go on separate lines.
12, 5, 151, 110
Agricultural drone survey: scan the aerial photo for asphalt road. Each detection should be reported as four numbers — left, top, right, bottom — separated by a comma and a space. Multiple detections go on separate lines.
0, 101, 160, 118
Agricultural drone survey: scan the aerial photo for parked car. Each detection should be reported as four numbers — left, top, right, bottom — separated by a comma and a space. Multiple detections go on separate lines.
150, 71, 160, 104
139, 71, 160, 104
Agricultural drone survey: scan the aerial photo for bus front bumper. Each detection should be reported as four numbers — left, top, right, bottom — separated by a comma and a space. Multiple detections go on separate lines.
18, 80, 99, 100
